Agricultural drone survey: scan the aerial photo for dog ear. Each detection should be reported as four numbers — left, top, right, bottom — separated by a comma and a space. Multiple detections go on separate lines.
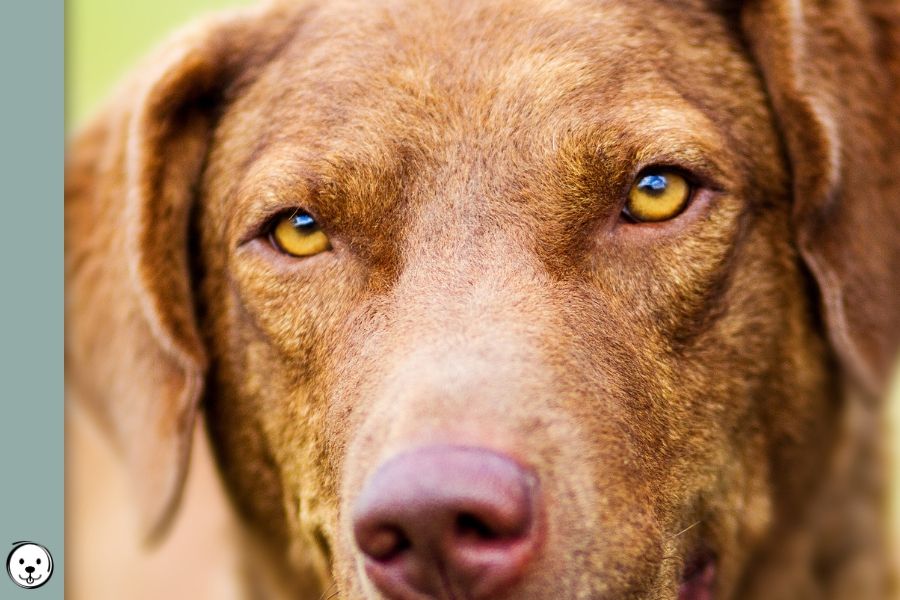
738, 0, 900, 396
65, 3, 303, 542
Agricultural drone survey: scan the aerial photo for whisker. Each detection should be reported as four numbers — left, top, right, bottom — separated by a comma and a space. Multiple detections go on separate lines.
317, 581, 338, 600
668, 520, 701, 540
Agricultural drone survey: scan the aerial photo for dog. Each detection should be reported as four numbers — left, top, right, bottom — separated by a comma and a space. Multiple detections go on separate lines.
65, 0, 900, 598
6, 542, 53, 589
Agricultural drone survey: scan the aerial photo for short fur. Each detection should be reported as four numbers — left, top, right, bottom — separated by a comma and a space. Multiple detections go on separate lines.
66, 0, 900, 598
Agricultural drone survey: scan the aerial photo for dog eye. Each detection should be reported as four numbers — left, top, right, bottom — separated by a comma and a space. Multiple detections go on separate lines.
35, 559, 40, 565
623, 169, 692, 222
269, 211, 332, 257
18, 559, 23, 564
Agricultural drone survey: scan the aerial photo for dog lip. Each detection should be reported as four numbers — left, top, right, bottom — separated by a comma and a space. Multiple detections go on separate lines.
19, 573, 41, 583
678, 551, 716, 600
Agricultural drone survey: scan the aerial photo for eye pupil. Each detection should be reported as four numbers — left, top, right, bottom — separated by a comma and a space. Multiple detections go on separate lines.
637, 174, 668, 196
19, 559, 23, 564
36, 559, 40, 565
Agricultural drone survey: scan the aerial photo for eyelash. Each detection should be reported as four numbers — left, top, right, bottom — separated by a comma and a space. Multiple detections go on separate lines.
264, 207, 305, 228
239, 207, 312, 245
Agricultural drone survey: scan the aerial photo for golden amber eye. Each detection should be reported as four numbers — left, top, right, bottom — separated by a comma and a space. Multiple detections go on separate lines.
624, 170, 691, 222
270, 211, 331, 257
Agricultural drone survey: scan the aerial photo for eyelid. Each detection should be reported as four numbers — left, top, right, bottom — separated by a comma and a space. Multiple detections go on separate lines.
628, 156, 726, 194
229, 166, 321, 248
237, 205, 320, 247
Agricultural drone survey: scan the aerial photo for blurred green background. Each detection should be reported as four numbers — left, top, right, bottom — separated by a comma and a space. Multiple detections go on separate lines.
68, 0, 252, 126
68, 0, 900, 553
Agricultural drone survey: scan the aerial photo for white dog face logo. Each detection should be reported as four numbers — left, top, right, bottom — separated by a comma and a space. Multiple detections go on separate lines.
6, 542, 53, 589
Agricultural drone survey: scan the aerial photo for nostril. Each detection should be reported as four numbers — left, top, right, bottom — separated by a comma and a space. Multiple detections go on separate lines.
456, 512, 502, 541
361, 526, 411, 562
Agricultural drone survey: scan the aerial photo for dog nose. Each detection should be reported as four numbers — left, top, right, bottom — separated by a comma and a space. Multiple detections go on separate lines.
353, 446, 541, 599
24, 566, 34, 574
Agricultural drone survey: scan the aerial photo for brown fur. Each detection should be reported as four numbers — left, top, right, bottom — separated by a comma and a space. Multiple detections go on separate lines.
66, 0, 900, 598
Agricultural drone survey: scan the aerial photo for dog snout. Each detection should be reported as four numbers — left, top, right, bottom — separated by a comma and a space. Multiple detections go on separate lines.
352, 445, 542, 599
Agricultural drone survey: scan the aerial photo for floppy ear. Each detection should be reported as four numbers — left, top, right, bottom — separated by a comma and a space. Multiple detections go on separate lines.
65, 2, 304, 541
738, 0, 900, 397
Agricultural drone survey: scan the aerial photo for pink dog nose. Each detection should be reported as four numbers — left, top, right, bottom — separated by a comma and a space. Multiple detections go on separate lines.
353, 446, 542, 599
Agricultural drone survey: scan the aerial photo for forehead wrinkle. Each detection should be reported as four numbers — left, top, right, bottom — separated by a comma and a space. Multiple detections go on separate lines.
249, 0, 755, 139
242, 0, 745, 164
260, 0, 663, 137
368, 25, 726, 166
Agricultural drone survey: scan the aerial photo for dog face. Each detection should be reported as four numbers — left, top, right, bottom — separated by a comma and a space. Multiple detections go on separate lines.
200, 2, 830, 597
6, 543, 53, 589
66, 0, 900, 599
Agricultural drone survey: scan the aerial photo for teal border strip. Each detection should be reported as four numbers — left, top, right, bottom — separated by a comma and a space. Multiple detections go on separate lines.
0, 1, 65, 597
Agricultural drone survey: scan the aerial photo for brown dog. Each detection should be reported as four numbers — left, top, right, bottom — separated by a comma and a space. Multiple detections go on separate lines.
66, 0, 900, 598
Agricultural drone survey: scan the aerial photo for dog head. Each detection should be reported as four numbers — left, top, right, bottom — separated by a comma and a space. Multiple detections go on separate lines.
6, 542, 53, 589
66, 0, 900, 598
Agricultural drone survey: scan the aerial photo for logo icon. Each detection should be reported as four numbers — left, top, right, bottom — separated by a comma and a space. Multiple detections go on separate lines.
6, 542, 53, 589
